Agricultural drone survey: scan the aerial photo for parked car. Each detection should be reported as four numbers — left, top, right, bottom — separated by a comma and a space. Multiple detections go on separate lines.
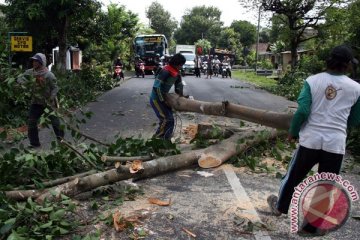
181, 53, 195, 75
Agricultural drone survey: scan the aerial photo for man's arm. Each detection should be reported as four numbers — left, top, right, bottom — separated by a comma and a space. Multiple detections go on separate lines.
48, 72, 59, 100
289, 81, 312, 138
174, 75, 184, 96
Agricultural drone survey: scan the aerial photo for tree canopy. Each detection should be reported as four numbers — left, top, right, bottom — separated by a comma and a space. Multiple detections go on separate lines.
4, 0, 102, 71
146, 1, 178, 42
230, 20, 257, 47
174, 5, 223, 46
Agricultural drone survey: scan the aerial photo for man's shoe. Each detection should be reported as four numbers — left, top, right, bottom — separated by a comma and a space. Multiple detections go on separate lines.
267, 194, 282, 216
298, 222, 327, 237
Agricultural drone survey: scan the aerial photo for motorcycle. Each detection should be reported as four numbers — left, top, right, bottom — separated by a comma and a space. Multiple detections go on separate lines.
136, 62, 145, 78
221, 63, 232, 78
213, 63, 220, 77
113, 65, 124, 82
202, 61, 208, 74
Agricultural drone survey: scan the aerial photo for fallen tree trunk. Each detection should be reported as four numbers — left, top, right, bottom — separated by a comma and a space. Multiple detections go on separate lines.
18, 170, 97, 190
198, 129, 285, 168
166, 94, 293, 130
35, 150, 203, 203
6, 129, 282, 202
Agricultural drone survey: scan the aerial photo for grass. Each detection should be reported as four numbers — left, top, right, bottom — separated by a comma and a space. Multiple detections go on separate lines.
232, 70, 278, 89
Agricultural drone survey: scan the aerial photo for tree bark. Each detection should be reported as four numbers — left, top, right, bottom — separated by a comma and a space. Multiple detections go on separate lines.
101, 155, 154, 163
198, 129, 284, 168
6, 129, 282, 202
166, 94, 293, 130
21, 170, 97, 190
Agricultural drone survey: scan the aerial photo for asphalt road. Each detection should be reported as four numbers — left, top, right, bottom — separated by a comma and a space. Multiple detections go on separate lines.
35, 72, 359, 239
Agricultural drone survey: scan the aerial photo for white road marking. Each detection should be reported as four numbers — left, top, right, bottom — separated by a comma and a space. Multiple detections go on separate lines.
222, 164, 272, 240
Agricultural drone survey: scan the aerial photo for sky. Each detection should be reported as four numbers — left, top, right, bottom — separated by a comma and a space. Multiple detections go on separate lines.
101, 0, 261, 26
0, 0, 265, 27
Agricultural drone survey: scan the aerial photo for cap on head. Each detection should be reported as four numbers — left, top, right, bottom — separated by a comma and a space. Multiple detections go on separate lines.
30, 53, 46, 66
330, 45, 358, 65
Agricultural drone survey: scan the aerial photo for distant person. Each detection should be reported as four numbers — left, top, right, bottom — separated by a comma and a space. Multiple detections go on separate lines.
113, 56, 123, 67
149, 53, 186, 140
206, 55, 213, 79
267, 45, 360, 235
194, 55, 202, 78
113, 56, 124, 80
17, 53, 64, 148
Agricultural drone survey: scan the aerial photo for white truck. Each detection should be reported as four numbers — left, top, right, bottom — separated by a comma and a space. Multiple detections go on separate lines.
175, 45, 196, 54
175, 45, 196, 75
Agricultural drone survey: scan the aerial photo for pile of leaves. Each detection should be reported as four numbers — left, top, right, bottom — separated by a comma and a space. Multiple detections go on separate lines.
0, 192, 77, 240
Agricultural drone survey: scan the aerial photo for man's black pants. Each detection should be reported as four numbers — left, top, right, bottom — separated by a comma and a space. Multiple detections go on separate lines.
28, 104, 64, 146
276, 145, 343, 214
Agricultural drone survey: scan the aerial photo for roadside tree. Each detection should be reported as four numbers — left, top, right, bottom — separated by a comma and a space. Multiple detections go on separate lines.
146, 1, 178, 43
230, 20, 257, 47
174, 5, 223, 46
4, 0, 102, 72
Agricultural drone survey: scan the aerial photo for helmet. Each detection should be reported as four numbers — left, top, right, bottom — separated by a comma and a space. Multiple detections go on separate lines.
214, 55, 218, 58
156, 54, 160, 57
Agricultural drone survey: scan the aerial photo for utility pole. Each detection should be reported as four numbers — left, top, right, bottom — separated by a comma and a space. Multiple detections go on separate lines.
255, 6, 261, 73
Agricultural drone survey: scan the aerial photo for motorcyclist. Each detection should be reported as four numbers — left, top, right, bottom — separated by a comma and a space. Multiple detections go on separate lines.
113, 56, 123, 67
113, 56, 124, 80
154, 54, 162, 76
222, 56, 232, 78
212, 55, 221, 77
134, 55, 144, 75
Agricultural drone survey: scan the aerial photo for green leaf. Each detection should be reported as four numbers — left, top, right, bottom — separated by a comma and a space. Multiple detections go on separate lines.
50, 209, 66, 221
7, 231, 27, 240
0, 130, 7, 140
40, 207, 54, 213
40, 221, 53, 228
0, 223, 14, 235
58, 226, 69, 234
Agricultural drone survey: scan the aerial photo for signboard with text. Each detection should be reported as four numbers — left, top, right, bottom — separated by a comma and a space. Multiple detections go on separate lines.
10, 36, 33, 52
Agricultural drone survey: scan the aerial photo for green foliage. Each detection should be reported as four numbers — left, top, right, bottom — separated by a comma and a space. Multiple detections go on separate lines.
56, 64, 114, 108
298, 54, 325, 75
229, 135, 295, 172
0, 144, 98, 189
259, 59, 273, 70
174, 5, 223, 46
0, 193, 77, 239
0, 56, 30, 127
146, 2, 178, 42
194, 39, 212, 54
217, 28, 242, 58
107, 137, 180, 157
270, 71, 308, 101
230, 20, 256, 47
347, 128, 360, 163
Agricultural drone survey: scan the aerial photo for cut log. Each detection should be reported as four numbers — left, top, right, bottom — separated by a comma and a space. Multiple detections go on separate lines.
166, 94, 293, 130
198, 129, 285, 168
21, 170, 97, 189
6, 129, 282, 202
34, 150, 204, 203
5, 189, 45, 201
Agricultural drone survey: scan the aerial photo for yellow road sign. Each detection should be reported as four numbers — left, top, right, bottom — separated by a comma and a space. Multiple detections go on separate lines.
11, 36, 33, 52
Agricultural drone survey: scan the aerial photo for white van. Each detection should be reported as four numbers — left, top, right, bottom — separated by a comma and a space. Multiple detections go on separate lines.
182, 53, 195, 75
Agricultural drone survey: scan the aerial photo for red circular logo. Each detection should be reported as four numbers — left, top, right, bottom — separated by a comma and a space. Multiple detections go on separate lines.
300, 181, 351, 232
